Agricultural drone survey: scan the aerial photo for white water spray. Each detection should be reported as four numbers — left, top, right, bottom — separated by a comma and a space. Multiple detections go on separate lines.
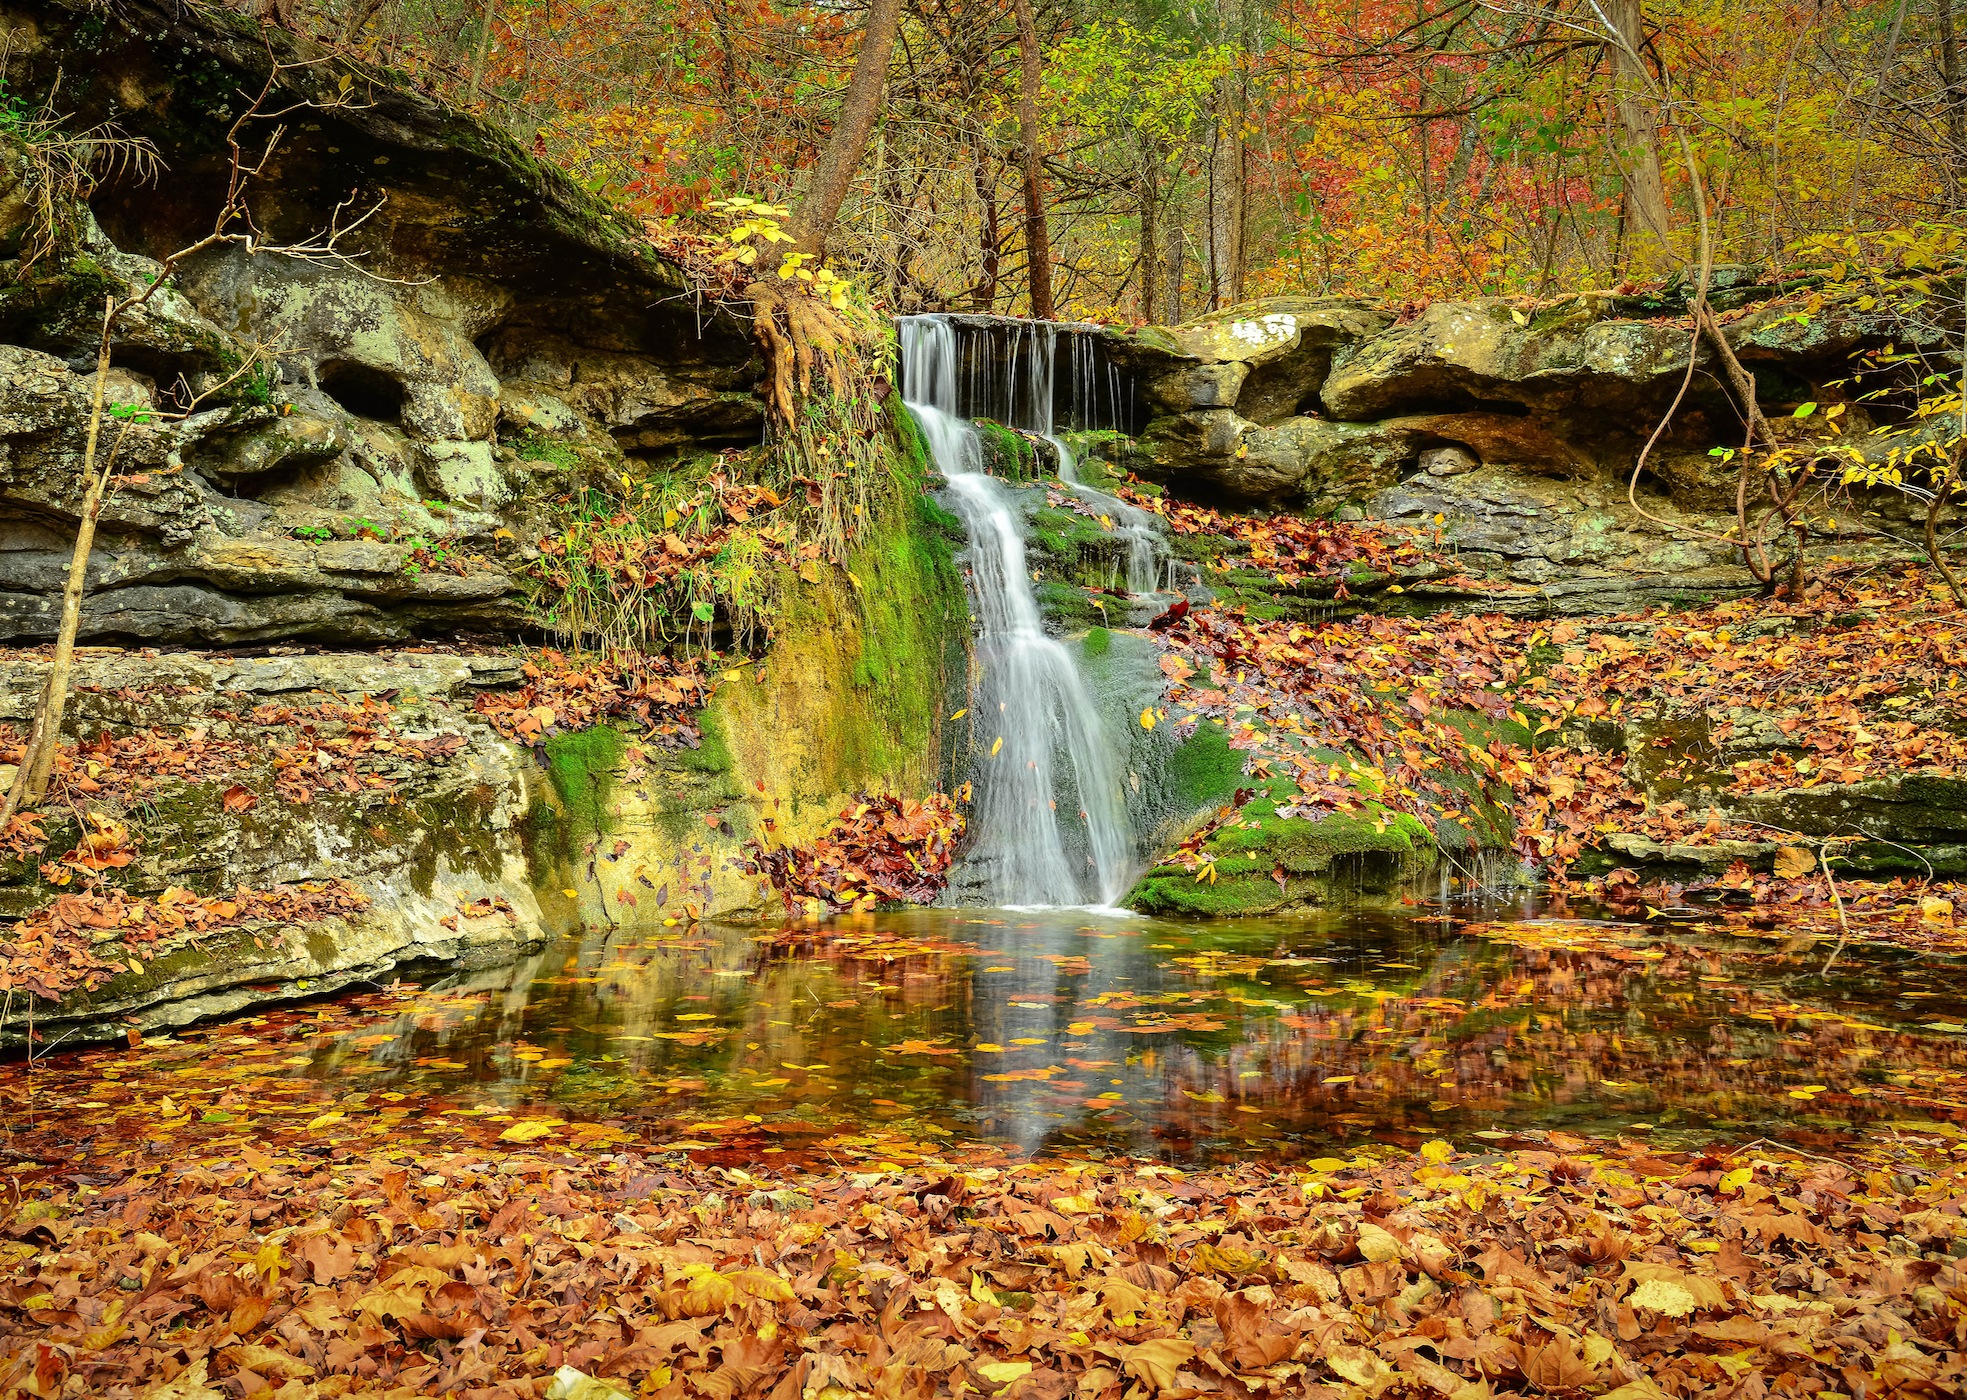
900, 315, 1141, 908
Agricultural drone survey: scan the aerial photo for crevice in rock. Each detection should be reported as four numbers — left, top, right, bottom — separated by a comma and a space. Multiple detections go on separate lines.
317, 361, 406, 425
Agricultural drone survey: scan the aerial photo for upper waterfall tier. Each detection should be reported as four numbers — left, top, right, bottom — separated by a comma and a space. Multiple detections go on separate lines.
897, 315, 1142, 437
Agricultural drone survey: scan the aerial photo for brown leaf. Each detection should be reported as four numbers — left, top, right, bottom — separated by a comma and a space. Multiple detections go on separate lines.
1118, 1339, 1195, 1393
1520, 1338, 1596, 1391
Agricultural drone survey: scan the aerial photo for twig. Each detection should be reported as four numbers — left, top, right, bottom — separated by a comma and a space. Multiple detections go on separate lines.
1817, 846, 1854, 977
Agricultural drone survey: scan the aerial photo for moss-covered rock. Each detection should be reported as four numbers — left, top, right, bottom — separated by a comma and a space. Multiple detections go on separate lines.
1128, 776, 1440, 917
529, 417, 972, 922
0, 648, 553, 1046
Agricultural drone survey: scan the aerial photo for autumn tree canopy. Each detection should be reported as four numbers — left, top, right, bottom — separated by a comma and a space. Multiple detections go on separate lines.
269, 0, 1965, 319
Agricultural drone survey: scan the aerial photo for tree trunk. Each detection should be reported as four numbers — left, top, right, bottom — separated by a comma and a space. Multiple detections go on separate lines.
1207, 97, 1242, 308
1010, 0, 1054, 319
466, 0, 496, 103
1139, 146, 1159, 323
1604, 0, 1673, 268
705, 0, 747, 122
1207, 0, 1249, 309
1, 307, 114, 826
794, 0, 906, 260
1164, 208, 1185, 324
973, 150, 1001, 312
1940, 0, 1966, 182
342, 0, 388, 43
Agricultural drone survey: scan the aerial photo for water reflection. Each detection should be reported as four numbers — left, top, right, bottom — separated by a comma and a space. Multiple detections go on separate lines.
300, 907, 1967, 1163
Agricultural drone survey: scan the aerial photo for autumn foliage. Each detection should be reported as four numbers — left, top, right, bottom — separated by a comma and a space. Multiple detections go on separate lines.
741, 792, 966, 913
1122, 488, 1469, 592
473, 650, 716, 752
0, 880, 368, 1002
1148, 567, 1966, 882
0, 1123, 1962, 1398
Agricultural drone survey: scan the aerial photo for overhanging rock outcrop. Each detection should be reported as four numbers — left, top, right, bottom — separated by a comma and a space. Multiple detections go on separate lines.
1101, 288, 1918, 608
0, 0, 761, 645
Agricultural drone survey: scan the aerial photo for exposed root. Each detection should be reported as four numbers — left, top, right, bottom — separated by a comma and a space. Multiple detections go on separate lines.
746, 278, 857, 430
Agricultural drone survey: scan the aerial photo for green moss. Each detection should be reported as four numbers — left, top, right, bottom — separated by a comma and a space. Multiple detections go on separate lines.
635, 715, 745, 845
1127, 776, 1439, 917
543, 724, 625, 834
976, 421, 1040, 481
1033, 580, 1114, 632
835, 426, 968, 778
1164, 721, 1244, 813
1082, 626, 1112, 658
678, 710, 734, 776
890, 391, 933, 474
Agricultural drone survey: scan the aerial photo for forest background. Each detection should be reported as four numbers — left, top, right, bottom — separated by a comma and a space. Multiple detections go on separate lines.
259, 0, 1962, 320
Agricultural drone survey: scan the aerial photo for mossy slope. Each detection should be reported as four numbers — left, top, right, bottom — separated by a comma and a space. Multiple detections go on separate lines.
536, 411, 971, 921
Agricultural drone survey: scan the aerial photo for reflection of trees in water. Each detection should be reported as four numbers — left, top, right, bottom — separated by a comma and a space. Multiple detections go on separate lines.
1152, 941, 1967, 1151
298, 912, 1967, 1160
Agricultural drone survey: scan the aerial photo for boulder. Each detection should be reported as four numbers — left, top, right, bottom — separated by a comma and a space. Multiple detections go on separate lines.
1420, 445, 1480, 477
1108, 298, 1391, 423
1130, 406, 1586, 511
1320, 299, 1695, 422
0, 648, 551, 1047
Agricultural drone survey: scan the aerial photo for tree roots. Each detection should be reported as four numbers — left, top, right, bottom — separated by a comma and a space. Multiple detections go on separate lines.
746, 278, 857, 430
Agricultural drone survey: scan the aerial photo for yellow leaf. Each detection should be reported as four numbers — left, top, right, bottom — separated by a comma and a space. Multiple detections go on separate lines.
82, 1297, 128, 1351
355, 1284, 427, 1320
730, 1268, 794, 1303
305, 1112, 344, 1131
666, 1263, 737, 1317
1119, 1339, 1195, 1392
1139, 707, 1157, 730
498, 1119, 561, 1143
1628, 1277, 1700, 1317
990, 736, 1004, 756
1356, 1222, 1401, 1263
1325, 1345, 1393, 1389
1193, 1241, 1268, 1275
1420, 1139, 1453, 1164
222, 1345, 313, 1380
978, 1361, 1031, 1386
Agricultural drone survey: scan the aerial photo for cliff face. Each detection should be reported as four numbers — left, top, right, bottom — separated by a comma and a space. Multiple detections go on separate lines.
0, 3, 968, 1042
1101, 289, 1916, 615
0, 0, 760, 646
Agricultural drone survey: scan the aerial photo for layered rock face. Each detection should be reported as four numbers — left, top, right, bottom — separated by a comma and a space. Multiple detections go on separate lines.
0, 647, 553, 1046
0, 4, 968, 1040
0, 0, 760, 647
1105, 287, 1908, 612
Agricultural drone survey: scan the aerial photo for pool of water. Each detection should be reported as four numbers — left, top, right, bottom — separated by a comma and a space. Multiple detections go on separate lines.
220, 902, 1967, 1164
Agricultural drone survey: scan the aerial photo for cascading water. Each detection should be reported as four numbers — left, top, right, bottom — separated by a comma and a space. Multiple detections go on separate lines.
1051, 437, 1168, 597
900, 315, 1146, 908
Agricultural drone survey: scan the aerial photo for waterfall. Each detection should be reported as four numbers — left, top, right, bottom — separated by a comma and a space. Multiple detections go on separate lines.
900, 315, 1140, 909
1051, 438, 1167, 597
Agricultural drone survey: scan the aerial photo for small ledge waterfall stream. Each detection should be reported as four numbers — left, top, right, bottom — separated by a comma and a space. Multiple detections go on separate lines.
900, 315, 1167, 909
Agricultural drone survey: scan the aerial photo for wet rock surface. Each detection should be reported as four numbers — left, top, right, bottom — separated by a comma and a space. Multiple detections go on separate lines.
0, 645, 554, 1046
